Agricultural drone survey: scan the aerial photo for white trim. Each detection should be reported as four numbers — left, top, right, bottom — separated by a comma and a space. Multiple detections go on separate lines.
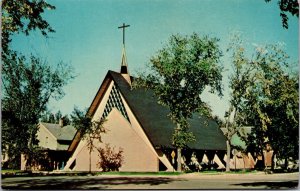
92, 81, 115, 122
64, 139, 88, 170
64, 81, 115, 170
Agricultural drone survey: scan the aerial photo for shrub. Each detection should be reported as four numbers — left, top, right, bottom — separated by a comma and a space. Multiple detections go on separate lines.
97, 144, 124, 172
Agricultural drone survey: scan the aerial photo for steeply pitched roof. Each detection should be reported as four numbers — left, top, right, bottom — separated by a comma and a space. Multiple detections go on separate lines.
40, 123, 77, 141
105, 70, 227, 150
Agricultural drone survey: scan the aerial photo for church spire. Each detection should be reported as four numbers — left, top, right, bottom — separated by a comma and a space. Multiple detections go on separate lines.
118, 23, 131, 85
118, 23, 130, 74
120, 45, 128, 74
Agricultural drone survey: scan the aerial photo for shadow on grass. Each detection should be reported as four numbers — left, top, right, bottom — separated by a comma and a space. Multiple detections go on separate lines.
2, 176, 183, 190
232, 180, 298, 189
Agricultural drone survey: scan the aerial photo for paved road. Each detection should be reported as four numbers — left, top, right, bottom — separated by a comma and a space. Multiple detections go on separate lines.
1, 172, 299, 189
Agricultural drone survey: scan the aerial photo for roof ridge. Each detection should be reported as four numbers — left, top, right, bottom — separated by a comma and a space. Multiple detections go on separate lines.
108, 70, 135, 79
40, 122, 74, 128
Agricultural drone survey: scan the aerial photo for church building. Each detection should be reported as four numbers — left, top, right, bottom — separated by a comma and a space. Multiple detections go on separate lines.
63, 24, 227, 172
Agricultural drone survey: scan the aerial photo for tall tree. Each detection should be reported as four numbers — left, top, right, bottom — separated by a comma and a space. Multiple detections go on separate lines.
55, 110, 62, 123
40, 111, 71, 125
62, 115, 71, 126
1, 0, 75, 169
40, 111, 51, 123
2, 53, 74, 168
264, 0, 299, 29
223, 34, 253, 171
134, 33, 223, 171
70, 107, 106, 173
48, 113, 56, 124
266, 71, 299, 169
227, 33, 299, 170
2, 0, 55, 56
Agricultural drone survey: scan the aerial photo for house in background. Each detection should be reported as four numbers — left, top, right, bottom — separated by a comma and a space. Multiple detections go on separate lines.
21, 120, 76, 171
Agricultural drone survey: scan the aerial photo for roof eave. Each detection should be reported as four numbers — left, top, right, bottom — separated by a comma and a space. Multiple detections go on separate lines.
68, 71, 114, 152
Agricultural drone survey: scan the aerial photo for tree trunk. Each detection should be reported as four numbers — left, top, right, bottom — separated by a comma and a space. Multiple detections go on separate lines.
177, 147, 182, 172
261, 148, 265, 170
284, 157, 288, 170
271, 151, 276, 171
226, 140, 231, 172
242, 153, 246, 171
89, 149, 92, 173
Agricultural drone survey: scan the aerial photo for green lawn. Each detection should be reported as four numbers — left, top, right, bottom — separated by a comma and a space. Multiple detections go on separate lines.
223, 170, 258, 174
1, 170, 25, 173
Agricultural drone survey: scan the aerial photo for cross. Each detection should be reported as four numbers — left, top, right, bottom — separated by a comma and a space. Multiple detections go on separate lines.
118, 23, 130, 46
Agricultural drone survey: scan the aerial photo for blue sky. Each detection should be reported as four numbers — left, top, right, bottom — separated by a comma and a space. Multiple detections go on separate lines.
11, 0, 298, 118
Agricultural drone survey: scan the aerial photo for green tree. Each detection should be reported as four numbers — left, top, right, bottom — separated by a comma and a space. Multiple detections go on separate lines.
55, 110, 62, 123
48, 113, 56, 124
266, 72, 299, 169
40, 111, 51, 123
223, 34, 254, 171
1, 0, 75, 170
264, 0, 299, 29
70, 107, 106, 173
2, 53, 74, 169
62, 114, 71, 126
134, 33, 223, 171
2, 0, 55, 56
227, 33, 299, 170
40, 111, 71, 125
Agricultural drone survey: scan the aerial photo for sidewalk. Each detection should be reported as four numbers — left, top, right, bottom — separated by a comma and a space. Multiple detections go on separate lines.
178, 171, 299, 180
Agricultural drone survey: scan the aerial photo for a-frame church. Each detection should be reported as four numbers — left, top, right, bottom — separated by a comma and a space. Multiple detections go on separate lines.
64, 24, 227, 172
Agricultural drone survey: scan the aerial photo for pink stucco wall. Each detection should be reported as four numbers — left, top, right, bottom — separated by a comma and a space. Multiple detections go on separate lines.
73, 108, 158, 172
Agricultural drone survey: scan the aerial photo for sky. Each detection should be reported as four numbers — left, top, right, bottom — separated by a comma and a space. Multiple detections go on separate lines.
11, 0, 299, 119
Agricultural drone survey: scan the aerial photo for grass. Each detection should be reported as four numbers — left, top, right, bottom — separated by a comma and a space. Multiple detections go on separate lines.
1, 169, 33, 176
199, 170, 220, 174
1, 169, 26, 173
223, 170, 258, 174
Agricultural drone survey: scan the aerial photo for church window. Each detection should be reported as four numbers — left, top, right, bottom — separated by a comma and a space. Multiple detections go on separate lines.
102, 85, 130, 122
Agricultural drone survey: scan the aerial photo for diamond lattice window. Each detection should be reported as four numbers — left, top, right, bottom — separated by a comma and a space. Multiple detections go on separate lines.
102, 85, 130, 122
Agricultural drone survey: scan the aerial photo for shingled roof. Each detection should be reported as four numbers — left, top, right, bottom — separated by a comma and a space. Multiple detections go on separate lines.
105, 70, 227, 150
40, 122, 76, 141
